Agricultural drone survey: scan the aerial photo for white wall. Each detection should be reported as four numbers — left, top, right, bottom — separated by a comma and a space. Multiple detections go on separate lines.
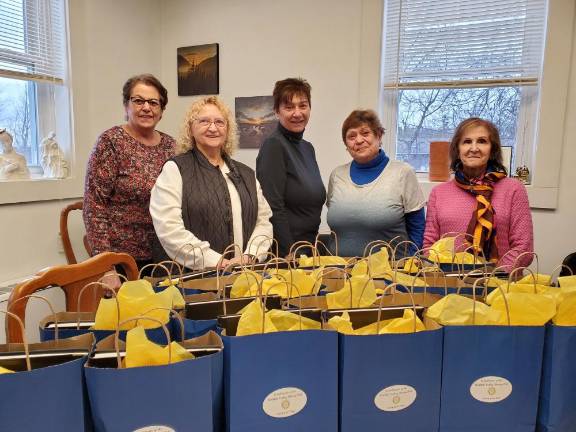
0, 0, 574, 290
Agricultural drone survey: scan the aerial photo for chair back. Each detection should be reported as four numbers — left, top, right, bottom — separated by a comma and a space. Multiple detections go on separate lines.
5, 252, 138, 343
60, 200, 91, 264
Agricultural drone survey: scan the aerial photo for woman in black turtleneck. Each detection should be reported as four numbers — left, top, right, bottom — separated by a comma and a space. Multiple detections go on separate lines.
256, 78, 326, 257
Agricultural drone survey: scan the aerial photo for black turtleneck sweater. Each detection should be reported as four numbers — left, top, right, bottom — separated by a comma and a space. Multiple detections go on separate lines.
256, 124, 326, 256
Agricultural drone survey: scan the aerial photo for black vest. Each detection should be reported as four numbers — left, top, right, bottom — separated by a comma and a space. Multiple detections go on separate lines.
152, 147, 258, 263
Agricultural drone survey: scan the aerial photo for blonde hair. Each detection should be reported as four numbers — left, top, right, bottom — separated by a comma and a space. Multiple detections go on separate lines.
177, 96, 238, 156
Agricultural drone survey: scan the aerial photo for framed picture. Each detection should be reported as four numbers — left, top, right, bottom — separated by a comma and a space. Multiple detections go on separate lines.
501, 146, 513, 175
235, 96, 277, 149
177, 43, 219, 96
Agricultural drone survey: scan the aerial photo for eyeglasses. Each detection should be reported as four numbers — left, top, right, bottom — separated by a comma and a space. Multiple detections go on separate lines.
195, 117, 227, 129
130, 97, 162, 109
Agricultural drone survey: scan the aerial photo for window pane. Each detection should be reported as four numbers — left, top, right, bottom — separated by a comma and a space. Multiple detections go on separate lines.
0, 76, 38, 166
395, 86, 521, 173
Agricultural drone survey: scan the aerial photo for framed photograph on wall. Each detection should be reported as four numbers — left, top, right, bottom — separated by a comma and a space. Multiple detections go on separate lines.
177, 43, 219, 96
235, 96, 277, 149
501, 146, 513, 175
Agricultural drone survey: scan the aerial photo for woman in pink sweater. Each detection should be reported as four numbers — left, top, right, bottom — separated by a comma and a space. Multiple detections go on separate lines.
423, 118, 533, 270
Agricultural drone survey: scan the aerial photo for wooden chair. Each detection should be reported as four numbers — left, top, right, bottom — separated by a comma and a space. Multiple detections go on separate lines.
60, 200, 91, 264
5, 252, 138, 343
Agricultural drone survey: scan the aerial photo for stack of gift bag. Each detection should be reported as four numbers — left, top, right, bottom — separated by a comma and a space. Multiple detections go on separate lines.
3, 239, 576, 432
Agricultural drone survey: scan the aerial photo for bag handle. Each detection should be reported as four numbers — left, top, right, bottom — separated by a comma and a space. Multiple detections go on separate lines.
362, 240, 391, 259
114, 316, 172, 369
315, 230, 339, 257
550, 264, 573, 285
376, 283, 419, 334
217, 243, 244, 271
512, 251, 539, 276
312, 266, 348, 298
0, 310, 31, 370
77, 281, 119, 330
174, 243, 206, 274
392, 240, 418, 262
138, 307, 185, 342
138, 262, 171, 281
471, 277, 511, 325
290, 241, 318, 268
247, 235, 277, 262
6, 295, 60, 342
262, 280, 302, 332
508, 267, 537, 293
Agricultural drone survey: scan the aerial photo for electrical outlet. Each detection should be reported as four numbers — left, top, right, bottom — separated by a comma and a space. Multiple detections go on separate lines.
57, 233, 65, 254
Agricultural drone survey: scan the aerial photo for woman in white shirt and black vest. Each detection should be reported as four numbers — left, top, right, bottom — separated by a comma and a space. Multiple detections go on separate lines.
150, 96, 273, 270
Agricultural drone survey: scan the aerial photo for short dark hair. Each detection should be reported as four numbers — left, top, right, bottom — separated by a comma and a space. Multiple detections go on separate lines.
122, 74, 168, 110
449, 117, 507, 174
341, 109, 385, 143
272, 77, 311, 111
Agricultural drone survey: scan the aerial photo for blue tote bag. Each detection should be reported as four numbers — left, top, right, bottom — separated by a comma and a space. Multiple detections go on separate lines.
85, 329, 224, 432
537, 324, 576, 432
339, 317, 443, 431
223, 327, 338, 432
0, 332, 94, 432
440, 324, 545, 432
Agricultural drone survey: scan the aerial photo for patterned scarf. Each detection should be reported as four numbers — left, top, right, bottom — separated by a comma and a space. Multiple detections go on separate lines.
454, 163, 506, 261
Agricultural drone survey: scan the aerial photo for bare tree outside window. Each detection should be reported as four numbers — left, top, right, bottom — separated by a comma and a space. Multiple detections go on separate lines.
396, 87, 520, 172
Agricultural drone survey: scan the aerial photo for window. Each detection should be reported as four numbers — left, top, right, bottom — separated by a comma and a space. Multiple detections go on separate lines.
380, 0, 548, 177
0, 0, 70, 177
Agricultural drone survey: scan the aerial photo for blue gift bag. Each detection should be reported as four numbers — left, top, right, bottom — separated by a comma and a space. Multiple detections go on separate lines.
223, 330, 338, 432
440, 325, 545, 432
171, 315, 218, 340
0, 333, 94, 431
85, 331, 224, 432
537, 324, 576, 432
339, 324, 443, 431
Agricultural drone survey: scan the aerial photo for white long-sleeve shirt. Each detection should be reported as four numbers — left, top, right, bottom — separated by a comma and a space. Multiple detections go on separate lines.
150, 160, 273, 269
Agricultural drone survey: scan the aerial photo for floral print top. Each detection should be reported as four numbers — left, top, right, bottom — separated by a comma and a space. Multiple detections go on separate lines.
83, 126, 175, 260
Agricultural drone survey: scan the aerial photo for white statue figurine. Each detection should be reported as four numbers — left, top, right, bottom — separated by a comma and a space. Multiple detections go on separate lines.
0, 128, 30, 180
41, 132, 69, 179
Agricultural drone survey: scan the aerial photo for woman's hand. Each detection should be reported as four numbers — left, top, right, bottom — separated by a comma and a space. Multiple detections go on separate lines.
101, 270, 121, 290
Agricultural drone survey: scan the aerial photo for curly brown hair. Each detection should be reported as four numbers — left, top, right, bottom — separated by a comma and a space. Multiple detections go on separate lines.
122, 74, 168, 110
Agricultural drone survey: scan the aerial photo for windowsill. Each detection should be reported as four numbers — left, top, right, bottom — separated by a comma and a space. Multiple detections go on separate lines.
416, 177, 558, 210
0, 176, 84, 204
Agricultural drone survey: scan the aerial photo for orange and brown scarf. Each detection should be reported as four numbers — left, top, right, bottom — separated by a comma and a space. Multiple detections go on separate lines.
454, 164, 506, 261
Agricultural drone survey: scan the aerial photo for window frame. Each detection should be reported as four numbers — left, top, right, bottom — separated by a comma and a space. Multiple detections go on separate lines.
372, 0, 574, 210
0, 0, 76, 203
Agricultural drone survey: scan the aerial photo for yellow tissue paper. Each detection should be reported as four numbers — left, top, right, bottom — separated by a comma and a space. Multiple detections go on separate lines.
267, 267, 324, 297
327, 309, 425, 335
326, 312, 355, 334
326, 275, 377, 309
266, 309, 321, 331
230, 271, 263, 298
124, 326, 194, 368
93, 280, 172, 330
0, 366, 14, 374
403, 258, 420, 274
491, 292, 556, 326
517, 273, 552, 286
485, 282, 552, 305
553, 291, 576, 326
428, 237, 484, 264
298, 255, 347, 268
236, 300, 277, 336
426, 294, 502, 326
158, 277, 180, 287
351, 247, 392, 277
559, 275, 576, 289
379, 309, 426, 334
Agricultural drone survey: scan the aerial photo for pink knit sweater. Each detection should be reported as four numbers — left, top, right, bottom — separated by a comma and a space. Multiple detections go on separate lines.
423, 178, 534, 269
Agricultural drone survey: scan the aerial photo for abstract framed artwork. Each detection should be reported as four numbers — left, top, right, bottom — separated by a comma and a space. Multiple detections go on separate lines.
235, 96, 277, 149
177, 43, 219, 96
